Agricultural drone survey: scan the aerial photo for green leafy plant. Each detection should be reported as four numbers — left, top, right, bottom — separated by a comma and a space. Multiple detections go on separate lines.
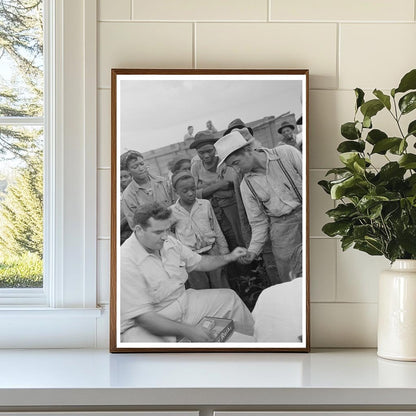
319, 69, 416, 262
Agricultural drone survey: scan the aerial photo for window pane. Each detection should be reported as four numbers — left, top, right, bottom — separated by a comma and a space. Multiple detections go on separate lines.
0, 0, 44, 117
0, 126, 43, 289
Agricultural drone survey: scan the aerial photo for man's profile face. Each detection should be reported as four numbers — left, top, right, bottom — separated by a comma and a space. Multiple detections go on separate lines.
225, 149, 253, 174
127, 156, 148, 182
197, 144, 216, 164
136, 217, 171, 251
281, 126, 294, 139
188, 126, 194, 134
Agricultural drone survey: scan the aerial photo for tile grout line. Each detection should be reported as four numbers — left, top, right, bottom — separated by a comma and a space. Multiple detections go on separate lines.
97, 19, 415, 24
130, 0, 133, 20
267, 0, 271, 22
193, 22, 197, 68
336, 22, 340, 90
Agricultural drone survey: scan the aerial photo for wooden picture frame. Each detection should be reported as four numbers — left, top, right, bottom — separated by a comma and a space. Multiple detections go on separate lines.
110, 69, 310, 352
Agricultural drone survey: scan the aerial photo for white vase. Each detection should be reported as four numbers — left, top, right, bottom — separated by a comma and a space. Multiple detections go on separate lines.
378, 259, 416, 361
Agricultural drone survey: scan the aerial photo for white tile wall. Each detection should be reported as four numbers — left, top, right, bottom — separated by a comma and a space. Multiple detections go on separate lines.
270, 0, 415, 22
99, 0, 131, 21
339, 24, 416, 90
98, 22, 193, 88
96, 0, 416, 347
196, 23, 338, 89
310, 239, 336, 302
132, 0, 268, 21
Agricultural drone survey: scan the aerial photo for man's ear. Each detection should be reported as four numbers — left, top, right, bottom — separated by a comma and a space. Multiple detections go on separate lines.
134, 224, 143, 234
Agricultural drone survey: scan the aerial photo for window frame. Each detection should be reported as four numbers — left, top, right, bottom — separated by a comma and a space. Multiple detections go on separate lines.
0, 0, 100, 348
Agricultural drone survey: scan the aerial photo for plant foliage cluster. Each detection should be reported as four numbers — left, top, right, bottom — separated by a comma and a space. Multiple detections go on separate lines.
319, 69, 416, 262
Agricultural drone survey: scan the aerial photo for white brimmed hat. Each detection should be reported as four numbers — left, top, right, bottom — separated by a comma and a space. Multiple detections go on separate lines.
215, 131, 254, 167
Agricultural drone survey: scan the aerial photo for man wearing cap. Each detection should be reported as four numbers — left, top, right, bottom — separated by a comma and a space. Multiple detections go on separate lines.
190, 130, 245, 249
215, 130, 303, 283
121, 150, 174, 230
121, 202, 254, 342
278, 121, 300, 150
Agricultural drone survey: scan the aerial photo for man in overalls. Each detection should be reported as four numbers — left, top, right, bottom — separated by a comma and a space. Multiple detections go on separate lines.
215, 130, 303, 283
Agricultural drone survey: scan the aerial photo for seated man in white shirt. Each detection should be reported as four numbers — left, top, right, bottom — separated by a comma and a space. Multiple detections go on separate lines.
120, 202, 254, 343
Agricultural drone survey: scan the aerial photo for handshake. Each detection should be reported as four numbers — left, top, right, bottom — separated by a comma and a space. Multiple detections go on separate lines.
228, 247, 257, 264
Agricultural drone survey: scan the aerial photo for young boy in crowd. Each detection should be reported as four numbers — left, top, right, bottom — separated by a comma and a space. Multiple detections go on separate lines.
170, 170, 230, 289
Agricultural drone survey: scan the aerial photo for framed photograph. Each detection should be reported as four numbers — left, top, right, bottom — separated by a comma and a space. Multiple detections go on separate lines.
110, 69, 310, 352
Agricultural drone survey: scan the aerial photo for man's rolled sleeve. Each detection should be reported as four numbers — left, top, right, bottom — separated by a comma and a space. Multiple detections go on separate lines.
240, 180, 269, 255
178, 240, 202, 272
120, 259, 153, 332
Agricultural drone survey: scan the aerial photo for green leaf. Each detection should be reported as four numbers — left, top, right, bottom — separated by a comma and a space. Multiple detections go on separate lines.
341, 235, 355, 251
322, 221, 351, 237
395, 69, 416, 94
341, 122, 360, 140
360, 99, 384, 119
399, 154, 416, 169
398, 227, 416, 255
389, 139, 408, 155
369, 203, 383, 220
355, 88, 365, 110
362, 116, 372, 129
377, 162, 406, 181
398, 92, 416, 115
391, 88, 396, 97
353, 224, 374, 240
318, 180, 331, 194
373, 89, 391, 110
337, 140, 365, 153
366, 129, 388, 145
330, 175, 368, 200
325, 167, 352, 176
407, 120, 416, 137
371, 137, 402, 154
354, 241, 383, 256
339, 152, 360, 167
326, 203, 357, 220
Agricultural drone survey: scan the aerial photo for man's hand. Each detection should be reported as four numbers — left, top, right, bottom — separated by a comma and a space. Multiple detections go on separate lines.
228, 247, 248, 262
237, 250, 257, 264
181, 325, 215, 342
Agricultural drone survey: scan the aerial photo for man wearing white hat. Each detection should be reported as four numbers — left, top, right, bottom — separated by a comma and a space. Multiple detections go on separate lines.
214, 131, 303, 283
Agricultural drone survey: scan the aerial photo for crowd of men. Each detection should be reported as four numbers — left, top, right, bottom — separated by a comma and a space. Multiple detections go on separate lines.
119, 118, 303, 343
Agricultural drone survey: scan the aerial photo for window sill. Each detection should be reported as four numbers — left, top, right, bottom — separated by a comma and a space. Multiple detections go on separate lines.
0, 307, 103, 348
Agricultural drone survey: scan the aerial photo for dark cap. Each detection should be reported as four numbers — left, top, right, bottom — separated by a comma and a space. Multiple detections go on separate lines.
277, 121, 295, 134
223, 118, 254, 137
189, 131, 218, 149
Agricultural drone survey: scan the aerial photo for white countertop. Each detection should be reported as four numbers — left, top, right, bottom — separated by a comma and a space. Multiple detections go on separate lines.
0, 348, 416, 408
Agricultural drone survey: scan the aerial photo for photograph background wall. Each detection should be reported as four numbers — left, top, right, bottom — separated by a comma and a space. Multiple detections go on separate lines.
96, 0, 416, 348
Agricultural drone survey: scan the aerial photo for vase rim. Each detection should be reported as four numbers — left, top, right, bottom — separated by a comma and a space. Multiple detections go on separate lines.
391, 259, 416, 270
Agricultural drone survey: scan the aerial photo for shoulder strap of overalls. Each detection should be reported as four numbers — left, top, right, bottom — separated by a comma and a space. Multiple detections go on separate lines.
271, 148, 302, 203
244, 176, 268, 216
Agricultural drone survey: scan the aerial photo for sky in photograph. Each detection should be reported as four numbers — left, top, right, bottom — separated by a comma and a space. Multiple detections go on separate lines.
119, 77, 303, 153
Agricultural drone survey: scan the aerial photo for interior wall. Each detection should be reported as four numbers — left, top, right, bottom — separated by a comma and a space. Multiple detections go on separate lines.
96, 0, 416, 348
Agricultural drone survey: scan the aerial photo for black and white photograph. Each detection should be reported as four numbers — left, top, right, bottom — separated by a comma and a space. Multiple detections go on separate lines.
110, 69, 309, 352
